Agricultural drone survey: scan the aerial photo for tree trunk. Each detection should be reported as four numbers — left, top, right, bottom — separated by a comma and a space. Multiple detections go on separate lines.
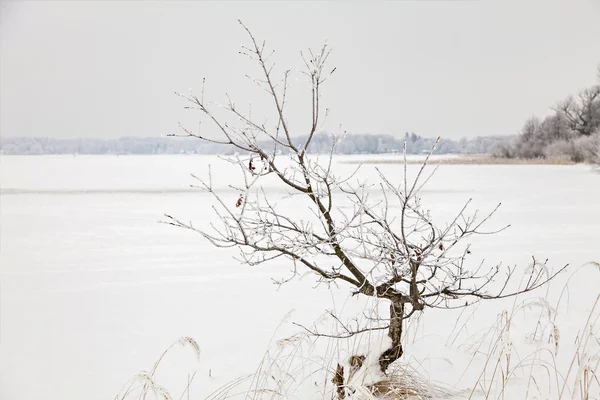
378, 299, 404, 373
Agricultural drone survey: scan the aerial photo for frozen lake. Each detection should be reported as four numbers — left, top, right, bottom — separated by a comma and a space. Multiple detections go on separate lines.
1, 155, 599, 399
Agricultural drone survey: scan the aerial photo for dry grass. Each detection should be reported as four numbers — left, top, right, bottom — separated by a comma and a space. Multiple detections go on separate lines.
115, 337, 200, 400
458, 262, 600, 400
201, 330, 454, 400
343, 155, 577, 166
362, 363, 455, 400
117, 264, 599, 400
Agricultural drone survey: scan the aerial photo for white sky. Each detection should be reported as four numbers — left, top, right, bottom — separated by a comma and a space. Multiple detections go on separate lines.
1, 0, 599, 140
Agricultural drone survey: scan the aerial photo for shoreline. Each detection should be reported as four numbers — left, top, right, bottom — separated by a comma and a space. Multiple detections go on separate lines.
342, 154, 578, 165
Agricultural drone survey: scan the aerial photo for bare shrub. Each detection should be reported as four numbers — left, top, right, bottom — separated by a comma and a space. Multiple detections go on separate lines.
493, 144, 515, 159
513, 139, 546, 159
544, 133, 600, 164
583, 131, 600, 164
544, 140, 585, 163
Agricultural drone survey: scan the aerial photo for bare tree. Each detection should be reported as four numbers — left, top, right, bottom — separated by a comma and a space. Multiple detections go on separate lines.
520, 116, 540, 142
555, 86, 600, 137
166, 21, 567, 381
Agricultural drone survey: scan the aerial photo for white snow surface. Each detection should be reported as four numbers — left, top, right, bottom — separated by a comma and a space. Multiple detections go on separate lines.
0, 155, 599, 399
345, 336, 392, 387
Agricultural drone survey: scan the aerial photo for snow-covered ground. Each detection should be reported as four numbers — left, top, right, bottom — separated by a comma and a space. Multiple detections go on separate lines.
1, 155, 598, 399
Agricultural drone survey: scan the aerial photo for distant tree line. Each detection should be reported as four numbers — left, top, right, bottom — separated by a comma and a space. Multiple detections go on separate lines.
0, 133, 512, 156
501, 65, 600, 163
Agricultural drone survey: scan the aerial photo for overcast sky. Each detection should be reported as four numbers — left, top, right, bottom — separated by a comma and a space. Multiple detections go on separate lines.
1, 0, 599, 140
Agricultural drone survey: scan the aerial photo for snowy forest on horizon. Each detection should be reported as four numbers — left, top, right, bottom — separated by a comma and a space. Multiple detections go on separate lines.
0, 133, 513, 156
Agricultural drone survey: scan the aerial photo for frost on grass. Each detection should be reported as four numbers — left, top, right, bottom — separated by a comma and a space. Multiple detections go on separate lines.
115, 337, 200, 400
